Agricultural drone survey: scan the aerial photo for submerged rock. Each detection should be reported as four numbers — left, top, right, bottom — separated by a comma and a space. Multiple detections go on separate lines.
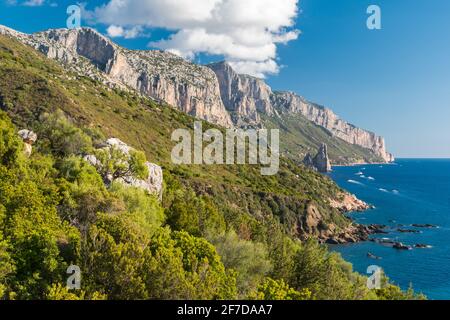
415, 244, 433, 249
367, 252, 382, 260
397, 228, 421, 234
393, 242, 413, 250
412, 224, 438, 229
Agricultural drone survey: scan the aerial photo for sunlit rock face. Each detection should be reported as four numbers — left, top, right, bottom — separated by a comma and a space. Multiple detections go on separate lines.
271, 91, 395, 162
9, 27, 233, 128
0, 25, 394, 163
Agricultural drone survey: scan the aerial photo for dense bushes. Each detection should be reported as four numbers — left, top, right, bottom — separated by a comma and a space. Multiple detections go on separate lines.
0, 111, 238, 299
0, 33, 426, 300
0, 109, 424, 300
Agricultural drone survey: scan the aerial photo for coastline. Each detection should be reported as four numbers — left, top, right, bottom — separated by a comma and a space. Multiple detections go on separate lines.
332, 161, 395, 168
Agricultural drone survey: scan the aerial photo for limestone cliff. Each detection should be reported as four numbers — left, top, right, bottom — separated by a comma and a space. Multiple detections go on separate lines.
0, 26, 232, 128
271, 91, 395, 162
0, 25, 394, 163
207, 62, 274, 126
303, 143, 332, 173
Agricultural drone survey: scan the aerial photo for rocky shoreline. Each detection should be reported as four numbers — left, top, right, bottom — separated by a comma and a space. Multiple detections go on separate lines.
332, 161, 395, 167
329, 193, 373, 213
325, 192, 438, 249
312, 193, 384, 244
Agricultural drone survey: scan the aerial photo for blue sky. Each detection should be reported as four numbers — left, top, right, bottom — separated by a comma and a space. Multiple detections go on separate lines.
1, 0, 449, 158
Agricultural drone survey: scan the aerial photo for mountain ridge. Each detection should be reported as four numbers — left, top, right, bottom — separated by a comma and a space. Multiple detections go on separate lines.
0, 25, 394, 163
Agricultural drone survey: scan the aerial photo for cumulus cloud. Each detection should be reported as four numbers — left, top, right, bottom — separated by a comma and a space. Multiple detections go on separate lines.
106, 25, 145, 39
93, 0, 300, 78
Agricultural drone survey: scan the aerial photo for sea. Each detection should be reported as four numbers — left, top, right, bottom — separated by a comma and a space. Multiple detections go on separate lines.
329, 159, 450, 300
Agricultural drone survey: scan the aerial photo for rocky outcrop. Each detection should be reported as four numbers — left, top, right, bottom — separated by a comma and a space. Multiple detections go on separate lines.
313, 143, 332, 173
300, 203, 385, 244
329, 193, 371, 212
0, 25, 394, 163
1, 27, 232, 128
84, 138, 163, 199
324, 224, 388, 244
207, 62, 274, 126
302, 153, 315, 170
303, 143, 332, 173
271, 91, 395, 162
18, 129, 37, 157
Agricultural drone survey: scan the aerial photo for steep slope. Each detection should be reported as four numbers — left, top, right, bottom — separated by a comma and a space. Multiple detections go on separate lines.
208, 61, 274, 126
271, 91, 395, 162
263, 112, 384, 165
207, 61, 393, 163
0, 25, 232, 128
0, 33, 368, 245
0, 25, 394, 165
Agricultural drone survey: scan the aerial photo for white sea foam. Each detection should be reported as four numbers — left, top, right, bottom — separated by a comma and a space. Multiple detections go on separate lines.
355, 171, 364, 175
368, 177, 375, 180
392, 190, 400, 194
379, 188, 389, 193
348, 180, 364, 185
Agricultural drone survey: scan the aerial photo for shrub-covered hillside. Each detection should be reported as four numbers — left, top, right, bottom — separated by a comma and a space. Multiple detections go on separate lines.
0, 35, 423, 300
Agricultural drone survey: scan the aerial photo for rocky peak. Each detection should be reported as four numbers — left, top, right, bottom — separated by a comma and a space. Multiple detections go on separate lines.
314, 143, 332, 173
5, 26, 233, 128
303, 143, 332, 173
207, 61, 274, 126
302, 153, 315, 170
1, 25, 395, 163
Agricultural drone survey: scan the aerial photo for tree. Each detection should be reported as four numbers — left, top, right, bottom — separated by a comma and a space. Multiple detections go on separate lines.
37, 110, 93, 157
208, 230, 272, 297
251, 278, 311, 300
290, 239, 375, 300
94, 146, 148, 184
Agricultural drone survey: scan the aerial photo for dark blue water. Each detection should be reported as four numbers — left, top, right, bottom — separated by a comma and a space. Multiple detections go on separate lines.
330, 159, 450, 300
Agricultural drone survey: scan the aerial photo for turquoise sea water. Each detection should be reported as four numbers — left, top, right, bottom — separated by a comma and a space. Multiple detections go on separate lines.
329, 159, 450, 300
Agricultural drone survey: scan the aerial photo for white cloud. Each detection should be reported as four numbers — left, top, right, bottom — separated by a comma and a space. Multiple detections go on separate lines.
7, 0, 44, 5
7, 0, 58, 7
106, 25, 124, 37
106, 25, 144, 39
93, 0, 300, 77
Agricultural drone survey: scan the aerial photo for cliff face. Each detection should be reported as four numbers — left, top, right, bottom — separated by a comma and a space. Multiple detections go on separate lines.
271, 91, 395, 162
1, 27, 233, 128
0, 25, 394, 163
207, 62, 274, 126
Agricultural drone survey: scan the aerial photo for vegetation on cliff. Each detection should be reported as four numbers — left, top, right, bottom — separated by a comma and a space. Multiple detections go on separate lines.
0, 35, 423, 300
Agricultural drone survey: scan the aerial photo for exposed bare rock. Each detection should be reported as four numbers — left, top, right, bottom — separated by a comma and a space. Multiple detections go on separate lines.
207, 61, 274, 126
3, 27, 232, 128
0, 25, 395, 163
302, 153, 316, 170
299, 203, 384, 244
302, 144, 332, 173
84, 138, 163, 199
271, 91, 395, 162
329, 193, 371, 213
324, 224, 388, 244
116, 162, 163, 201
18, 129, 37, 157
313, 143, 332, 173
